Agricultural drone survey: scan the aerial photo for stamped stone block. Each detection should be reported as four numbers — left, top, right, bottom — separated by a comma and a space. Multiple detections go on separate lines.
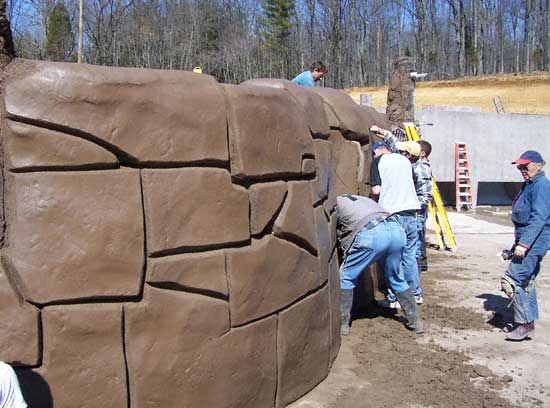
323, 166, 338, 216
301, 158, 316, 175
5, 170, 144, 304
358, 104, 392, 129
35, 304, 127, 408
328, 131, 361, 196
3, 120, 118, 171
223, 84, 314, 178
4, 59, 228, 164
359, 143, 374, 196
328, 251, 341, 364
276, 286, 331, 407
312, 88, 369, 138
126, 286, 276, 408
273, 181, 318, 254
241, 79, 330, 137
311, 140, 333, 204
142, 168, 249, 254
315, 206, 330, 285
226, 235, 319, 326
249, 181, 287, 236
147, 250, 228, 297
322, 101, 341, 128
329, 211, 338, 254
0, 263, 40, 366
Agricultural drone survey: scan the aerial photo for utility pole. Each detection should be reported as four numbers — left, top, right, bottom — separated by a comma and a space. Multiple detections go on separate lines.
77, 0, 83, 63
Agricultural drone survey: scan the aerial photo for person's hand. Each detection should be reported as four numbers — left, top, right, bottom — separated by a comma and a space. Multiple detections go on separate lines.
500, 249, 513, 261
370, 125, 385, 136
513, 244, 527, 258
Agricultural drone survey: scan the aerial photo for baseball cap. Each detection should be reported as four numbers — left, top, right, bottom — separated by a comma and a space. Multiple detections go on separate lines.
372, 141, 387, 150
511, 150, 544, 165
396, 141, 421, 157
371, 141, 388, 156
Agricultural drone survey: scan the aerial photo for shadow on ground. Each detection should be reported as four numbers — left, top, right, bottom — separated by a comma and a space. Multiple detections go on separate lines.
477, 293, 514, 329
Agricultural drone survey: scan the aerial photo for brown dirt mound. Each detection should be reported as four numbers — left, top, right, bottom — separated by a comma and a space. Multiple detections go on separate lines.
345, 73, 550, 115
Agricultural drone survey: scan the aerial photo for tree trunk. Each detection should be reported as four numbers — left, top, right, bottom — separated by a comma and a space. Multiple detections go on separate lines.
523, 0, 533, 72
0, 0, 15, 67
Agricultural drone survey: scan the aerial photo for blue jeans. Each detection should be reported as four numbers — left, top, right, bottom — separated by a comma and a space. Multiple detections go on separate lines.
416, 207, 428, 260
506, 230, 549, 323
340, 219, 408, 294
388, 213, 421, 302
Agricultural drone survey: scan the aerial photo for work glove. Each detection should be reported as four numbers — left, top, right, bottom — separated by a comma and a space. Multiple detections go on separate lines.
500, 249, 514, 261
513, 244, 527, 259
370, 125, 388, 137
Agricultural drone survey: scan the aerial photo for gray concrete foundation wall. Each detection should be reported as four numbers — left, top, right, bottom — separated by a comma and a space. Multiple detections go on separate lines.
417, 110, 550, 205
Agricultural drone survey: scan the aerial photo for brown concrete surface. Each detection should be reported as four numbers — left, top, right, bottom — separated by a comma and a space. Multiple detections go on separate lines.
1, 59, 394, 407
290, 211, 550, 408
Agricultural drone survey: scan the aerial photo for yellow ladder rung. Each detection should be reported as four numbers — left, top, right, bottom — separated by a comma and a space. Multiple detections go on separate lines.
405, 125, 456, 251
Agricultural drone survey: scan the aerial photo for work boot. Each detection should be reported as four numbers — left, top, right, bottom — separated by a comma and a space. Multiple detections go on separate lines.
395, 289, 424, 335
418, 258, 428, 273
377, 298, 401, 309
340, 289, 354, 336
505, 322, 535, 341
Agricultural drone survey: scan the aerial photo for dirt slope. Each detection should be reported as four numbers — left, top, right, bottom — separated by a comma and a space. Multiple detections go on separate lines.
345, 73, 550, 115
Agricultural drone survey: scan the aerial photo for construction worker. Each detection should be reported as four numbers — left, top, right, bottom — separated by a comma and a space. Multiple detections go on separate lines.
501, 150, 550, 341
369, 126, 423, 308
416, 140, 433, 273
392, 139, 431, 282
291, 61, 327, 88
337, 194, 423, 336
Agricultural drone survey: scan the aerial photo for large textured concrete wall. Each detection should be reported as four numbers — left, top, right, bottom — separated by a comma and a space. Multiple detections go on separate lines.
417, 109, 550, 205
0, 59, 388, 408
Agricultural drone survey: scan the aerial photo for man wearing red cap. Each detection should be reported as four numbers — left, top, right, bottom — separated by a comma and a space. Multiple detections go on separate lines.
501, 150, 550, 341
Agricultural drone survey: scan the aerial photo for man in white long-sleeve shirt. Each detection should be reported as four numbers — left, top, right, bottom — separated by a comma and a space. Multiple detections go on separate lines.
369, 125, 423, 308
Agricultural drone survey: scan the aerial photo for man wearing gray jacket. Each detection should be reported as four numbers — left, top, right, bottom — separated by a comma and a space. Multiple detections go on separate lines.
336, 195, 423, 336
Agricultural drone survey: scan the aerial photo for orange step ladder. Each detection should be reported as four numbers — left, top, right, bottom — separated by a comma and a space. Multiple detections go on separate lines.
455, 142, 474, 211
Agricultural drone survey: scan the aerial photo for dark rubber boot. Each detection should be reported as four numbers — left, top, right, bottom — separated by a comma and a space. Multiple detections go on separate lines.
395, 289, 424, 335
340, 289, 354, 336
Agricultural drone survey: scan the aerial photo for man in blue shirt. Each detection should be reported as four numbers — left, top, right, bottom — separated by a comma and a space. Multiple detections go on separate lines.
501, 150, 550, 341
291, 61, 327, 87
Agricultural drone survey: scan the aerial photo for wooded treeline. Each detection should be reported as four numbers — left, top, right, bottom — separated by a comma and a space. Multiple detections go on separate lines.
7, 0, 550, 87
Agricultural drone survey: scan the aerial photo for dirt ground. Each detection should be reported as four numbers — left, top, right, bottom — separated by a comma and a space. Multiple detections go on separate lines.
290, 211, 550, 408
345, 73, 550, 115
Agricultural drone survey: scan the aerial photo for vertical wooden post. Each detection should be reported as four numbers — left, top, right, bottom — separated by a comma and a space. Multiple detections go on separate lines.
359, 94, 372, 106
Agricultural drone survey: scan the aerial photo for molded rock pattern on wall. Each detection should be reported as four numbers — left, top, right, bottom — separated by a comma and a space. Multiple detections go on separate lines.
0, 59, 388, 408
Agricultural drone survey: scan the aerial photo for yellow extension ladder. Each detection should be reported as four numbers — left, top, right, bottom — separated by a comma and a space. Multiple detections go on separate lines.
404, 125, 457, 251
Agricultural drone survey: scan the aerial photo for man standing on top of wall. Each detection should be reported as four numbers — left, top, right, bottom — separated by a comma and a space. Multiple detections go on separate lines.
291, 61, 327, 88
